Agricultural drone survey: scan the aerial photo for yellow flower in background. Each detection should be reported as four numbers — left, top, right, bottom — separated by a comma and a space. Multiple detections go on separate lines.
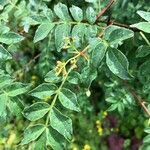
31, 75, 38, 85
96, 120, 101, 125
31, 75, 38, 80
96, 120, 101, 129
97, 127, 103, 136
96, 120, 103, 136
83, 144, 91, 150
115, 128, 119, 132
103, 111, 108, 117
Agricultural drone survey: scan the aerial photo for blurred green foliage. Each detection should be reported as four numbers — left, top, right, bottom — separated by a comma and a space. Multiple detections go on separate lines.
0, 0, 150, 149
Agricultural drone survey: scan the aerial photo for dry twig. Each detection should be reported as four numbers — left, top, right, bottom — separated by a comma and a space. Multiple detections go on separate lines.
124, 81, 150, 117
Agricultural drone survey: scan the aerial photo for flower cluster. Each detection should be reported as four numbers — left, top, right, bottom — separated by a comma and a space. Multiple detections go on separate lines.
95, 111, 108, 136
31, 75, 38, 85
55, 61, 67, 76
96, 120, 103, 136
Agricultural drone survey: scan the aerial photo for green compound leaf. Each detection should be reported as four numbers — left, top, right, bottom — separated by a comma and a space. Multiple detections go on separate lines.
23, 102, 50, 121
34, 23, 55, 43
54, 3, 71, 21
4, 82, 31, 97
46, 127, 66, 150
137, 10, 150, 22
50, 107, 73, 140
86, 7, 96, 24
21, 124, 45, 145
130, 22, 150, 33
90, 38, 108, 67
58, 88, 80, 112
29, 83, 57, 100
0, 45, 12, 61
0, 32, 24, 45
69, 5, 83, 22
55, 24, 71, 52
106, 47, 131, 80
105, 26, 134, 46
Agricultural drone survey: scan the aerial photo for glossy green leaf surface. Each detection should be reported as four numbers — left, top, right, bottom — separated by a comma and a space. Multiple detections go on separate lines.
29, 83, 57, 100
34, 23, 55, 43
50, 107, 73, 140
106, 48, 131, 80
0, 32, 24, 44
131, 22, 150, 33
23, 102, 50, 121
21, 124, 45, 145
58, 88, 80, 112
0, 45, 12, 61
70, 5, 83, 22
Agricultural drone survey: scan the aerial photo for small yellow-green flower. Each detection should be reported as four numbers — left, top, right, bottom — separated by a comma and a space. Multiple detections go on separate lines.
72, 147, 78, 150
97, 127, 103, 136
31, 75, 38, 85
55, 61, 66, 76
96, 120, 101, 125
31, 75, 38, 80
103, 111, 108, 117
63, 36, 71, 49
115, 128, 119, 132
83, 144, 91, 150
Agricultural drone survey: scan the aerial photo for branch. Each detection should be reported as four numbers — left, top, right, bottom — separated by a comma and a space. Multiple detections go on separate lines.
124, 81, 150, 117
107, 20, 140, 32
24, 53, 41, 71
95, 0, 140, 32
131, 92, 150, 117
96, 0, 115, 20
98, 19, 140, 32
